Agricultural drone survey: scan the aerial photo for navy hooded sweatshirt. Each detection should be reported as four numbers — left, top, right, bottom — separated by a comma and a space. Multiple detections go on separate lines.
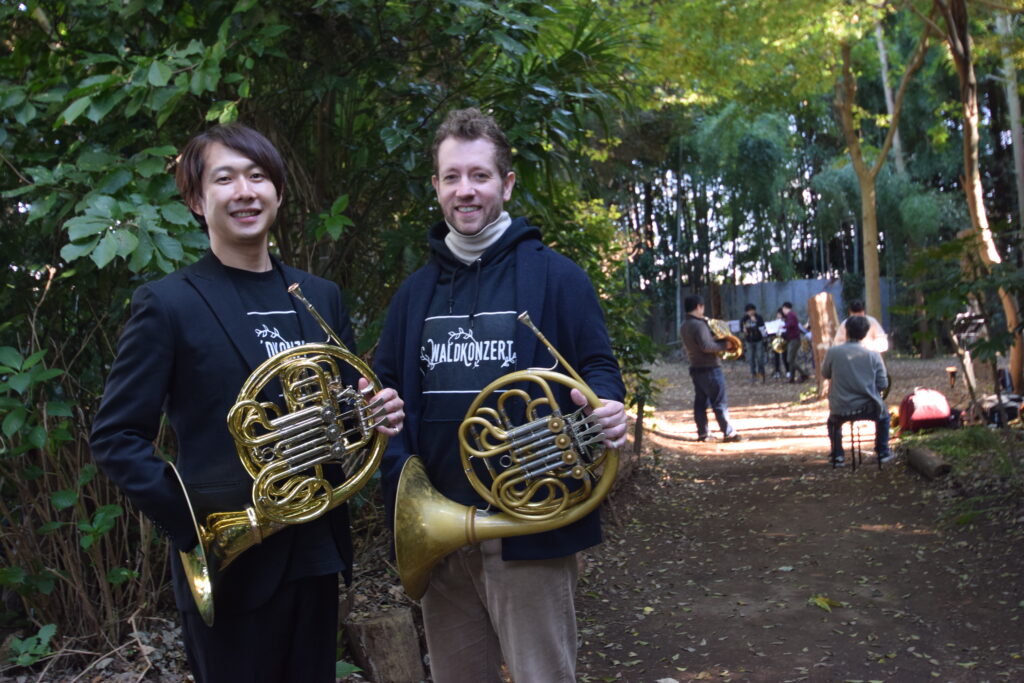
374, 216, 625, 560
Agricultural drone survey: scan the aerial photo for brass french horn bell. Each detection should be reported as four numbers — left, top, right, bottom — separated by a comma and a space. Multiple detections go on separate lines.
171, 284, 388, 626
394, 312, 618, 600
708, 318, 743, 361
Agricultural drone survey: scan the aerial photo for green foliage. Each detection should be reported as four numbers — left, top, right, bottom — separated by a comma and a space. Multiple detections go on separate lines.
902, 426, 1023, 526
335, 660, 363, 677
1, 0, 649, 656
6, 624, 57, 668
544, 195, 661, 407
907, 234, 1023, 367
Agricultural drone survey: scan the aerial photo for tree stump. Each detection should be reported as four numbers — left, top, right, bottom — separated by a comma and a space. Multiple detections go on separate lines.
807, 291, 840, 397
906, 446, 952, 480
344, 607, 425, 683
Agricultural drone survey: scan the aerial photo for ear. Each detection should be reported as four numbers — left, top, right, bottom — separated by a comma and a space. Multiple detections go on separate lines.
186, 195, 205, 218
501, 172, 516, 201
431, 175, 439, 195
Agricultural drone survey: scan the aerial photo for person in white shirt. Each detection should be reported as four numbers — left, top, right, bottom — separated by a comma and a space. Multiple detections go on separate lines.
833, 299, 888, 354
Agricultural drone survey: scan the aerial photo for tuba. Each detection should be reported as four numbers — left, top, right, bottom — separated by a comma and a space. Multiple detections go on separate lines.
708, 318, 743, 361
394, 312, 617, 600
171, 284, 388, 626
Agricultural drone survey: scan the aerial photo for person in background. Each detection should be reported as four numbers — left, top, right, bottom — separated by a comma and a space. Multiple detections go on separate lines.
821, 315, 893, 467
833, 299, 889, 353
738, 303, 767, 383
681, 294, 742, 443
781, 301, 809, 383
770, 307, 789, 380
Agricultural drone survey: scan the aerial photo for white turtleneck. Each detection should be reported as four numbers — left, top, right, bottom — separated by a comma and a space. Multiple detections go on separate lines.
444, 212, 512, 265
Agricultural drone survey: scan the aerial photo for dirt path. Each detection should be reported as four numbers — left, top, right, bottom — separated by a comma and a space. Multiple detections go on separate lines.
576, 358, 1024, 683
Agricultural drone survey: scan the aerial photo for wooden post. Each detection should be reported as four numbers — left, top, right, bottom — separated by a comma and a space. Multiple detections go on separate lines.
807, 292, 840, 397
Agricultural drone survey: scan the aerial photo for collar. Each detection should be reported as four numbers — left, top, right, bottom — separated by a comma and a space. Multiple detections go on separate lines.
444, 212, 512, 265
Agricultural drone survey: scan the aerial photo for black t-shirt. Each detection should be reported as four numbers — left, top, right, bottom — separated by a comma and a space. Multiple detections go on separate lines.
740, 313, 766, 342
227, 265, 309, 361
223, 264, 343, 579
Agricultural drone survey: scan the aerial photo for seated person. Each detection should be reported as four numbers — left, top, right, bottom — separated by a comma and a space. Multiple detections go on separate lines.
821, 315, 893, 466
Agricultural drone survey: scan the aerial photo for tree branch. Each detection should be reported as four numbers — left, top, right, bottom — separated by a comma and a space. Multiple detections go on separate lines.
872, 5, 937, 176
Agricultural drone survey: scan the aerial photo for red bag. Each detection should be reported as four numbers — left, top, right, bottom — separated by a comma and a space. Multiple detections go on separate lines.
899, 388, 951, 431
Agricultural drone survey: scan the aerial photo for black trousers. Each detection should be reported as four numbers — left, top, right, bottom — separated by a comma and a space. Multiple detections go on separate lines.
180, 573, 339, 683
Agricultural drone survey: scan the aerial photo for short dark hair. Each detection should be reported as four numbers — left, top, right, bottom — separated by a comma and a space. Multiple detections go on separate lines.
432, 108, 513, 178
684, 294, 704, 313
745, 303, 756, 312
175, 123, 287, 231
848, 299, 866, 314
782, 301, 793, 310
845, 315, 870, 341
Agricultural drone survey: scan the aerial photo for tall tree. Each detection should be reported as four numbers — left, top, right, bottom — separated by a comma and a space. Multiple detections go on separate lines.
929, 0, 1023, 392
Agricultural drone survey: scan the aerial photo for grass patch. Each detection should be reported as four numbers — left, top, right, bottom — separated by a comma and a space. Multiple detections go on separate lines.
901, 425, 1023, 525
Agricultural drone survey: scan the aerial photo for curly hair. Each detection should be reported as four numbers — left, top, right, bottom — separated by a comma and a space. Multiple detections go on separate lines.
431, 108, 513, 177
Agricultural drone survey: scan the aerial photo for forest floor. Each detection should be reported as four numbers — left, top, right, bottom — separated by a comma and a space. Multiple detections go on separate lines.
3, 357, 1022, 683
575, 356, 1024, 683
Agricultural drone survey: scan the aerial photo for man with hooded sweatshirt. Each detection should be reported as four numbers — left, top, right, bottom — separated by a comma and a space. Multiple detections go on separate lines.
373, 108, 628, 683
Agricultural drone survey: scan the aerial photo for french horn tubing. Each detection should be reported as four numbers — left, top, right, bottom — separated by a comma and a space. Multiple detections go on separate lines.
394, 312, 618, 600
707, 318, 743, 361
171, 283, 388, 626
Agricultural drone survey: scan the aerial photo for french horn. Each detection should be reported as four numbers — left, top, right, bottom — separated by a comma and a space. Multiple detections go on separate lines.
394, 312, 617, 600
708, 318, 743, 361
171, 283, 388, 626
770, 335, 788, 354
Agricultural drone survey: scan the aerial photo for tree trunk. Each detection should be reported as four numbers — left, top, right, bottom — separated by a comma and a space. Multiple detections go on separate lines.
834, 28, 931, 321
994, 13, 1024, 245
344, 608, 426, 683
875, 23, 906, 175
938, 0, 1024, 394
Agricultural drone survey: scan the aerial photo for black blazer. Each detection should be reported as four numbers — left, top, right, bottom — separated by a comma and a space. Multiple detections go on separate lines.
90, 252, 354, 615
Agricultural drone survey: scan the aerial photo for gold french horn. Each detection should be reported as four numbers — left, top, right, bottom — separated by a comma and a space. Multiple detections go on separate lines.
171, 283, 388, 626
708, 318, 743, 361
770, 335, 788, 354
394, 312, 617, 600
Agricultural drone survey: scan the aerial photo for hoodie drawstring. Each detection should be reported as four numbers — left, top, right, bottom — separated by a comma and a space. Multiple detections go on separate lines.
446, 259, 483, 326
468, 258, 482, 328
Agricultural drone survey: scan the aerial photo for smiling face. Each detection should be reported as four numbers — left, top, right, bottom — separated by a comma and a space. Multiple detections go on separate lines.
431, 136, 515, 236
189, 141, 282, 263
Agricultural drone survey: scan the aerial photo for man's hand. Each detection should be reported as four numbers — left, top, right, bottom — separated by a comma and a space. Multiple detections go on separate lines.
359, 378, 405, 437
570, 388, 627, 449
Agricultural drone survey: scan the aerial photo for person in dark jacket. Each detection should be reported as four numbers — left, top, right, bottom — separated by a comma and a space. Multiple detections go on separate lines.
373, 108, 627, 683
680, 294, 742, 442
781, 301, 810, 383
739, 303, 767, 383
89, 123, 404, 683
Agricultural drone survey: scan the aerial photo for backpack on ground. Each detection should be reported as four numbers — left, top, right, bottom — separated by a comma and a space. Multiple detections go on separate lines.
898, 388, 952, 432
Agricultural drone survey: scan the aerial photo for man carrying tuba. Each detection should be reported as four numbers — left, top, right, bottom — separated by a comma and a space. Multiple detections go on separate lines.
373, 108, 627, 683
90, 124, 404, 683
680, 294, 743, 443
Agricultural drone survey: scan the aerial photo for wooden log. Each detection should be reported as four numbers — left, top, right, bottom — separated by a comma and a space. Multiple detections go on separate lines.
906, 446, 952, 479
344, 607, 425, 683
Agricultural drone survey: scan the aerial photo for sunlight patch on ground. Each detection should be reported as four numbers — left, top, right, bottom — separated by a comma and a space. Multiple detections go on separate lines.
856, 523, 935, 536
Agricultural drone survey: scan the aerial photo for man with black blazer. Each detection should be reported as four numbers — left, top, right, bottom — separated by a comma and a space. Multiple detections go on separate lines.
90, 123, 404, 682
